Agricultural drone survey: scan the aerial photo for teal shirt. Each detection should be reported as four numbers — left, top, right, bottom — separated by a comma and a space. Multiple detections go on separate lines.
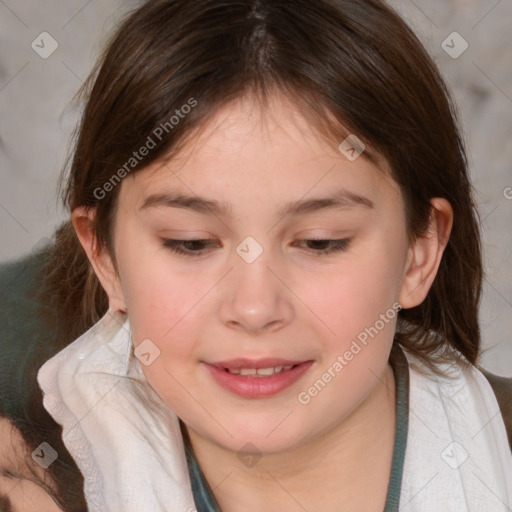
184, 343, 410, 511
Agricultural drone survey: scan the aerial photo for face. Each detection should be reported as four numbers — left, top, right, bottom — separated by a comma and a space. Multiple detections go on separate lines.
99, 94, 412, 454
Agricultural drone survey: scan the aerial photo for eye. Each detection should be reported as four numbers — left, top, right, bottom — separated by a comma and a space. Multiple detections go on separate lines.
160, 237, 351, 257
294, 238, 351, 256
161, 238, 219, 256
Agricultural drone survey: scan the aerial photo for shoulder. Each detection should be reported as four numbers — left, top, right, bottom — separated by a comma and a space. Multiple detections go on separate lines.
0, 245, 53, 417
0, 247, 89, 509
0, 244, 49, 292
401, 345, 512, 453
479, 369, 512, 451
0, 245, 51, 331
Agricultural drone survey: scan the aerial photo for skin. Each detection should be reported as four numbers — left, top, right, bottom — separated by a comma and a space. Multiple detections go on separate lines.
73, 92, 453, 511
0, 418, 63, 512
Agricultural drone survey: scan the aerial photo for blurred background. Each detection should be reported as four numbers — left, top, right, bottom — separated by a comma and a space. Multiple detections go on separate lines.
0, 0, 511, 375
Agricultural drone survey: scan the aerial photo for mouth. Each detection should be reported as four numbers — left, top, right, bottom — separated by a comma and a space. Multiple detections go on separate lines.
209, 358, 306, 376
222, 364, 299, 376
204, 358, 313, 398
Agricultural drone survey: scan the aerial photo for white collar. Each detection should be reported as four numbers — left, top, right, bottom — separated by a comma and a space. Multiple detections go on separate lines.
399, 346, 512, 511
38, 310, 196, 512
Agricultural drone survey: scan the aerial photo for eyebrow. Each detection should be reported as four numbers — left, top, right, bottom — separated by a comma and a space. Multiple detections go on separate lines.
139, 188, 374, 218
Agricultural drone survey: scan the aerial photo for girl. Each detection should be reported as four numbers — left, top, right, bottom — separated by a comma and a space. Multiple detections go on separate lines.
1, 0, 511, 510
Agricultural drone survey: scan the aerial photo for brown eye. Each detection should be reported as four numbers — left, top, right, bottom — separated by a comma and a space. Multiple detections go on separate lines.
160, 238, 351, 257
161, 238, 219, 256
296, 239, 351, 255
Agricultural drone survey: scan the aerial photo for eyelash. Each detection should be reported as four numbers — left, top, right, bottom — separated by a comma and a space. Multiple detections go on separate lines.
160, 238, 351, 257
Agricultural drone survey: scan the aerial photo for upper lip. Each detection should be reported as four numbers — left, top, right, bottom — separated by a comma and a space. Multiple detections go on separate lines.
208, 358, 308, 370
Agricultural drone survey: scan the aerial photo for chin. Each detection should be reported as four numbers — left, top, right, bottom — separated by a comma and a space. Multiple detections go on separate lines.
197, 416, 310, 455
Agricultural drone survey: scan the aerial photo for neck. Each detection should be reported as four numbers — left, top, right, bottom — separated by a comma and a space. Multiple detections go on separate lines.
184, 362, 397, 512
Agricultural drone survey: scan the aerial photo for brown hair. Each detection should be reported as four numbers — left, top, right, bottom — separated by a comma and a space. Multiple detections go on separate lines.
12, 0, 483, 508
42, 0, 482, 371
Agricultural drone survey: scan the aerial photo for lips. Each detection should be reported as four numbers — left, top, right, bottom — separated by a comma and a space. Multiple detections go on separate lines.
204, 358, 314, 398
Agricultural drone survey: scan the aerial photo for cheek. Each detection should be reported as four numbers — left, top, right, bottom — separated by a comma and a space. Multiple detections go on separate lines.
298, 249, 403, 346
127, 274, 205, 367
119, 257, 209, 398
129, 301, 203, 415
291, 257, 399, 434
119, 240, 208, 337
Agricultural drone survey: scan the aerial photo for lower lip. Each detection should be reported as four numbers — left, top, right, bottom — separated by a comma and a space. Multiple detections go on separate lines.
204, 361, 314, 398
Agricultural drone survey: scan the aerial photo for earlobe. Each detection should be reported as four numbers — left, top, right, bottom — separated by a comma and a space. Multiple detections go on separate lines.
71, 206, 127, 312
399, 198, 453, 309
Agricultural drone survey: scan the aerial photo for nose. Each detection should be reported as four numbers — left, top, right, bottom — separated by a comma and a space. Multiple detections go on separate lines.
218, 250, 294, 335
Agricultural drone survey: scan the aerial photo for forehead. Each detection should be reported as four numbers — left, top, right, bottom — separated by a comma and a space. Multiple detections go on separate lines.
120, 94, 400, 213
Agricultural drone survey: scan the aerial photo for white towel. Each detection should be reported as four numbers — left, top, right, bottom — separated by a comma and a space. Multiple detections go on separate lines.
37, 309, 512, 511
38, 310, 197, 512
400, 349, 512, 511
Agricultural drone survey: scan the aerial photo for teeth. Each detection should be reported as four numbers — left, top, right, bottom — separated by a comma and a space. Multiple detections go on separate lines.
239, 368, 257, 376
256, 367, 275, 376
227, 365, 295, 376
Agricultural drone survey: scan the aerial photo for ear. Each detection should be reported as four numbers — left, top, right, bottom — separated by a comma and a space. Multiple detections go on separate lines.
71, 206, 127, 313
399, 198, 453, 309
